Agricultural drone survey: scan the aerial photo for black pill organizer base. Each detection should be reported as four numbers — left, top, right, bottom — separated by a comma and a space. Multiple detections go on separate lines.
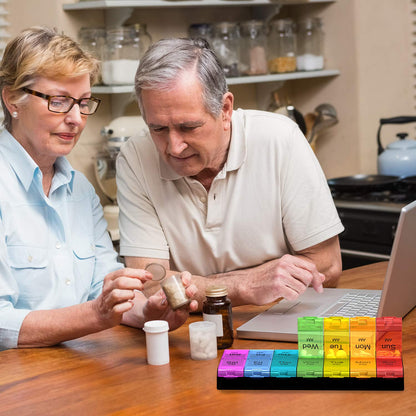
217, 372, 404, 391
216, 349, 404, 391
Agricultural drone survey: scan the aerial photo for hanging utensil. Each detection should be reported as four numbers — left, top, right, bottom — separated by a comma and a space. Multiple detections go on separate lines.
308, 103, 338, 144
268, 90, 306, 135
304, 112, 317, 140
286, 104, 306, 135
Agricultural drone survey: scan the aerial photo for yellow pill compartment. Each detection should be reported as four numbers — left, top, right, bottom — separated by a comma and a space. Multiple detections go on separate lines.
323, 317, 350, 377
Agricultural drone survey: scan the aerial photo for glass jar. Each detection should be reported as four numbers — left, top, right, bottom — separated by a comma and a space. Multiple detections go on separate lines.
102, 27, 140, 85
296, 17, 324, 71
188, 23, 214, 46
268, 18, 297, 74
78, 27, 106, 60
239, 20, 268, 76
211, 22, 240, 77
128, 23, 152, 61
203, 285, 233, 349
78, 27, 106, 83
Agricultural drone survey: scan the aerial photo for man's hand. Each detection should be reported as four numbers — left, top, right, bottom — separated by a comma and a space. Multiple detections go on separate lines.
244, 254, 325, 305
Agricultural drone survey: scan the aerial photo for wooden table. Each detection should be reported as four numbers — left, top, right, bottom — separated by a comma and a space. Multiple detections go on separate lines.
0, 262, 414, 416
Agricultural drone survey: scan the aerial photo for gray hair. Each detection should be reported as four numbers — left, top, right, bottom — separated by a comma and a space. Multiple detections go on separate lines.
135, 38, 228, 119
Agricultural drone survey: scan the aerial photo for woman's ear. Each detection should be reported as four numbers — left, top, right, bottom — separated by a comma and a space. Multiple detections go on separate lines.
2, 86, 19, 115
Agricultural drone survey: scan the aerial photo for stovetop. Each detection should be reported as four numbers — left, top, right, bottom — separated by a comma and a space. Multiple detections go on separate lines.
331, 189, 416, 213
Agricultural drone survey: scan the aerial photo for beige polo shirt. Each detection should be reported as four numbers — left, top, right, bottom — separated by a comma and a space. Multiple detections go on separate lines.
117, 109, 344, 276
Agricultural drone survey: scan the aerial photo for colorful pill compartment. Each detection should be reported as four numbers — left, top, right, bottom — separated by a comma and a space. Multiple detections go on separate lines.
218, 349, 249, 378
244, 350, 274, 378
270, 350, 298, 377
323, 317, 350, 378
376, 317, 403, 377
297, 317, 324, 377
350, 317, 376, 378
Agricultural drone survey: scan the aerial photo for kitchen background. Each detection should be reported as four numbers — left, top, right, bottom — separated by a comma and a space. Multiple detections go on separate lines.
3, 0, 416, 267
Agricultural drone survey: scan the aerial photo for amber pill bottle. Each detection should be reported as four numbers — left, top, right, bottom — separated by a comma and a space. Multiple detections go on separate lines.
202, 286, 233, 349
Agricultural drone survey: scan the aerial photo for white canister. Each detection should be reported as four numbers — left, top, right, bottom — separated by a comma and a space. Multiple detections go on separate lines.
189, 321, 218, 360
143, 320, 170, 365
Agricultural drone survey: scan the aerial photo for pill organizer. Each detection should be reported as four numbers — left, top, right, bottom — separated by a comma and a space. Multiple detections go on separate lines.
217, 317, 404, 390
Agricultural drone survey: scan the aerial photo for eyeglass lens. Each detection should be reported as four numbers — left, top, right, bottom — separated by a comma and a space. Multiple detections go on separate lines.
48, 96, 99, 115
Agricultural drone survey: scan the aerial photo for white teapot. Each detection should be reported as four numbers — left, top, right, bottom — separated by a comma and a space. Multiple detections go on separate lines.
377, 116, 416, 177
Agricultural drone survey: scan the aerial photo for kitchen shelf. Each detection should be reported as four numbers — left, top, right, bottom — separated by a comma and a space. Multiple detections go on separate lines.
64, 0, 335, 11
226, 69, 339, 85
92, 69, 340, 94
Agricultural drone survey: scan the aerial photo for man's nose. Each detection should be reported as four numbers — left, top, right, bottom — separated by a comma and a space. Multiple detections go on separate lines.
167, 131, 187, 155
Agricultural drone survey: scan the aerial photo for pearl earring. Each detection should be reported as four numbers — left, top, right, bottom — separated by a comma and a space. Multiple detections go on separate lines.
12, 111, 18, 119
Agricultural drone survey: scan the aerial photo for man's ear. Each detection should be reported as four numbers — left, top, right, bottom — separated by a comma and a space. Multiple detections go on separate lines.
221, 92, 234, 130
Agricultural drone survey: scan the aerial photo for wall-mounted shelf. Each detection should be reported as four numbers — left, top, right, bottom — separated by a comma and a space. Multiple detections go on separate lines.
64, 0, 335, 11
226, 69, 339, 85
92, 69, 339, 94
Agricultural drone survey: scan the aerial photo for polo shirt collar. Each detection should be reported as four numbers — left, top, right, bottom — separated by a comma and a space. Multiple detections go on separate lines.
0, 129, 75, 192
159, 109, 247, 181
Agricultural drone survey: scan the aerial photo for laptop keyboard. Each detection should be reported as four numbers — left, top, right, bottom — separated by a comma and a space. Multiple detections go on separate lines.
321, 292, 381, 318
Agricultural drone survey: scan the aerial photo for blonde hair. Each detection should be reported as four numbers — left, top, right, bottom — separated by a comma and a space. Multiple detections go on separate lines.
0, 26, 100, 130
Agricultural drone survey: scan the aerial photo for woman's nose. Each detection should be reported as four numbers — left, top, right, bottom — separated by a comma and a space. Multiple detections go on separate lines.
64, 103, 84, 124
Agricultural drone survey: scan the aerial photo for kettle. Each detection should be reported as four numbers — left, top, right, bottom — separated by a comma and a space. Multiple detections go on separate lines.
377, 116, 416, 177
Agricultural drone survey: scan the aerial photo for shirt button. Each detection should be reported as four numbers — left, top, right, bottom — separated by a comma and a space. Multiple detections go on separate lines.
56, 242, 62, 249
28, 255, 33, 262
200, 196, 207, 203
65, 279, 72, 286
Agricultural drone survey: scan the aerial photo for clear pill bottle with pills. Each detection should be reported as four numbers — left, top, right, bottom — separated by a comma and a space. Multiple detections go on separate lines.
145, 263, 190, 310
160, 274, 190, 310
189, 321, 217, 360
203, 285, 233, 349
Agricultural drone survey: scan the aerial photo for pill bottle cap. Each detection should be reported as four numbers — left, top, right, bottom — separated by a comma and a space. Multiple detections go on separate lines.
145, 263, 166, 281
143, 320, 169, 333
205, 285, 228, 297
189, 320, 216, 331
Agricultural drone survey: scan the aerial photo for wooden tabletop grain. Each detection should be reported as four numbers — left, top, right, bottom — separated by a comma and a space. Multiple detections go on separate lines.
0, 262, 414, 416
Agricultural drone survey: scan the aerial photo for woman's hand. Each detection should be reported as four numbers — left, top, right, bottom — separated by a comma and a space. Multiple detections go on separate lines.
94, 268, 152, 328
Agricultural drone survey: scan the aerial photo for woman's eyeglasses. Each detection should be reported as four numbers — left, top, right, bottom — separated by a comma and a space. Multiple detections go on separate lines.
22, 87, 101, 115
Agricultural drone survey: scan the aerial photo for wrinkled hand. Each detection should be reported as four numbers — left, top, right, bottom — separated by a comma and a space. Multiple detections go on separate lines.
248, 254, 325, 305
142, 271, 198, 331
94, 268, 152, 327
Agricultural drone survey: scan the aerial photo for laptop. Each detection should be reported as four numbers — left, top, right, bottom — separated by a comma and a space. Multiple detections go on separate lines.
236, 200, 416, 342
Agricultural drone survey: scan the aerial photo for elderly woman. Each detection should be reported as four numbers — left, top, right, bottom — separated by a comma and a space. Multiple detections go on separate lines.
0, 27, 197, 350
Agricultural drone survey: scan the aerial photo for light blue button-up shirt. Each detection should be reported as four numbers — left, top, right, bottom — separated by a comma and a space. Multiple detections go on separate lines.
0, 130, 123, 350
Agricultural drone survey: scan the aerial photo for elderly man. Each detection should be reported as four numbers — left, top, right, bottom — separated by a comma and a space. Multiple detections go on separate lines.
116, 38, 344, 309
